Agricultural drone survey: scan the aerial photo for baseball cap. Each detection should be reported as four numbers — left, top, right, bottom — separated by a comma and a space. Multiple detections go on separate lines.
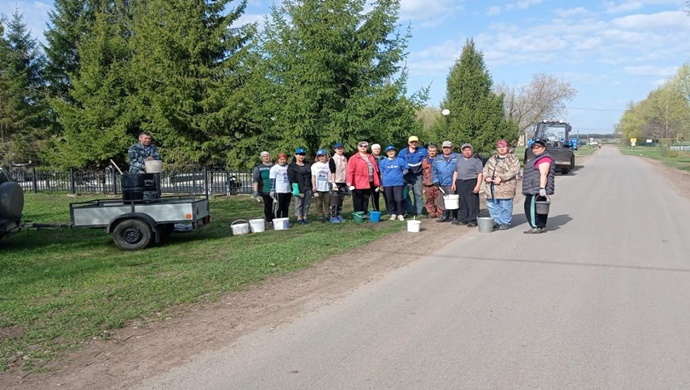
333, 142, 344, 148
385, 145, 396, 152
532, 140, 546, 148
442, 141, 453, 148
461, 143, 473, 150
295, 147, 306, 155
408, 136, 419, 143
358, 141, 369, 147
316, 149, 327, 156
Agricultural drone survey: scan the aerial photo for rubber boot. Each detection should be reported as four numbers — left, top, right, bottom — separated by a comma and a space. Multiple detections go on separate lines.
451, 210, 460, 225
437, 210, 450, 223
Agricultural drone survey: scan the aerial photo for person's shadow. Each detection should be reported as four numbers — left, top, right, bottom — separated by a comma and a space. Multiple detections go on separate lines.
510, 213, 572, 231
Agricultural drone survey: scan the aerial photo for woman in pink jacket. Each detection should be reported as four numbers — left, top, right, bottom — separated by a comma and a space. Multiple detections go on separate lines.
346, 141, 382, 214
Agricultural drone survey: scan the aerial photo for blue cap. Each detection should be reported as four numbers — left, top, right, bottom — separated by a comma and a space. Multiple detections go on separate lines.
316, 149, 327, 156
333, 142, 344, 148
295, 147, 306, 155
385, 145, 396, 152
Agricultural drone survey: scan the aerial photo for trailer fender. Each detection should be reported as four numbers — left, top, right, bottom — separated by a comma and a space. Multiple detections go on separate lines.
107, 213, 161, 244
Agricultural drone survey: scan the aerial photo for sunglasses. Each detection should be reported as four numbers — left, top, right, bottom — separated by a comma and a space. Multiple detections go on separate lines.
442, 146, 451, 149
358, 144, 368, 147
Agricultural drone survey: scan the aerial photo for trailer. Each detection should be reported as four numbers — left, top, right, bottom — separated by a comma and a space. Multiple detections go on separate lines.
68, 195, 210, 251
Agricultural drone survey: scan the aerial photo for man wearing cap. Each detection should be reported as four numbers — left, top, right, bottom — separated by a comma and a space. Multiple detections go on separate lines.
522, 140, 555, 234
452, 143, 484, 227
432, 141, 459, 223
398, 135, 428, 217
329, 142, 348, 222
483, 139, 520, 230
252, 151, 275, 223
421, 144, 442, 218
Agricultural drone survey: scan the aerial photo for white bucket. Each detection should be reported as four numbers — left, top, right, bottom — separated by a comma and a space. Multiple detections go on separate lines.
443, 194, 459, 210
145, 160, 163, 173
407, 220, 421, 233
231, 219, 250, 235
249, 218, 265, 233
273, 217, 290, 230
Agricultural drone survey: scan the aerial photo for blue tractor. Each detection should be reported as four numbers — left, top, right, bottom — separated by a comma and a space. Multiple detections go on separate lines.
525, 120, 576, 174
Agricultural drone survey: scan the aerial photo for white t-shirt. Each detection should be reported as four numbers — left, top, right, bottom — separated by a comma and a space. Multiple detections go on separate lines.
311, 161, 331, 192
269, 164, 290, 193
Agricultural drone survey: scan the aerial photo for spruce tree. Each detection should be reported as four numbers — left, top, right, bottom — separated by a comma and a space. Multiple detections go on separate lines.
442, 39, 517, 155
242, 0, 425, 163
47, 11, 135, 169
0, 11, 48, 165
129, 0, 255, 167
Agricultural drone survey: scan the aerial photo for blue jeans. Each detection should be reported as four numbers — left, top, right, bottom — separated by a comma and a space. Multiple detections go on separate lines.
486, 198, 513, 225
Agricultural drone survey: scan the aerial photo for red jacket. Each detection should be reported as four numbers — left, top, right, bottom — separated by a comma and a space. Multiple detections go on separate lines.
346, 153, 381, 189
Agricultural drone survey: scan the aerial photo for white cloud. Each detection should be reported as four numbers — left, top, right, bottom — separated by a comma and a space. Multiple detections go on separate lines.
486, 6, 501, 16
399, 0, 463, 28
554, 7, 595, 18
623, 65, 679, 77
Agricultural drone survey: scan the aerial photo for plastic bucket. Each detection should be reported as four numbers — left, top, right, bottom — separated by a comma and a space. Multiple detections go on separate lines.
273, 217, 290, 230
369, 210, 381, 223
407, 220, 421, 233
536, 200, 550, 215
231, 219, 250, 235
144, 160, 163, 173
477, 217, 494, 233
249, 218, 265, 233
353, 212, 365, 223
443, 194, 459, 210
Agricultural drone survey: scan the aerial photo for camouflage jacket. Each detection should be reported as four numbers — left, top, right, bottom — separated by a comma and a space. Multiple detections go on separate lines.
128, 143, 161, 173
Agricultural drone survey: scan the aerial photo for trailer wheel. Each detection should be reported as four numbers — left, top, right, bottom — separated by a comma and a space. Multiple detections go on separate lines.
112, 219, 152, 251
561, 167, 570, 174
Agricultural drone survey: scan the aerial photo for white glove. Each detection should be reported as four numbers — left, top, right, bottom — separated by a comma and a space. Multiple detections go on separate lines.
331, 182, 338, 191
348, 185, 355, 191
314, 192, 319, 198
539, 188, 547, 197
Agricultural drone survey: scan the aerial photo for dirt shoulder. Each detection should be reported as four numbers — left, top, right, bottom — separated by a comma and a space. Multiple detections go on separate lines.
3, 149, 687, 390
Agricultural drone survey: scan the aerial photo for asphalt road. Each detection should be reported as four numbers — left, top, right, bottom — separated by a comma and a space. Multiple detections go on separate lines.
137, 147, 690, 390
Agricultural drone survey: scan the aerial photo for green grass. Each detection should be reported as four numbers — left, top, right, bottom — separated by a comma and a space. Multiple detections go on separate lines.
619, 146, 690, 171
0, 193, 404, 371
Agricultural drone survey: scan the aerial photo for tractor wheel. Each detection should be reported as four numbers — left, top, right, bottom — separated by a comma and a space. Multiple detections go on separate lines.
112, 219, 153, 251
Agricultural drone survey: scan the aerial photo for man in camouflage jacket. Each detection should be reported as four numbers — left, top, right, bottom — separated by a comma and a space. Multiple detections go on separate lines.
128, 132, 161, 173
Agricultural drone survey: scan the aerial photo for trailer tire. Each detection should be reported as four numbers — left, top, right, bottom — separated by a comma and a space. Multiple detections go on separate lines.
0, 182, 24, 220
561, 167, 570, 174
112, 219, 153, 251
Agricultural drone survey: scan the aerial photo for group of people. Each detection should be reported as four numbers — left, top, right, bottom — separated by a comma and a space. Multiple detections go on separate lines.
251, 136, 555, 234
126, 131, 554, 234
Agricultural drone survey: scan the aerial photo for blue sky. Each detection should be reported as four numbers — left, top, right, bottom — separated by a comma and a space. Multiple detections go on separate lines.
2, 0, 689, 135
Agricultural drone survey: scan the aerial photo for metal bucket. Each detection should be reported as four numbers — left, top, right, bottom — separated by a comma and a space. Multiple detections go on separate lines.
144, 160, 163, 173
477, 217, 494, 233
536, 200, 550, 215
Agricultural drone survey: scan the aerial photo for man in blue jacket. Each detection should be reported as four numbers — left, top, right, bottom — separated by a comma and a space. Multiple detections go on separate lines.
432, 141, 459, 223
398, 135, 428, 217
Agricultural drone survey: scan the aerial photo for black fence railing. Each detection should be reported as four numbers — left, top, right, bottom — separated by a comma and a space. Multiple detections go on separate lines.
5, 167, 252, 196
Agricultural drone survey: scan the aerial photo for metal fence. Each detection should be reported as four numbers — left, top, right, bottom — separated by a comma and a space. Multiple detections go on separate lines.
5, 166, 253, 196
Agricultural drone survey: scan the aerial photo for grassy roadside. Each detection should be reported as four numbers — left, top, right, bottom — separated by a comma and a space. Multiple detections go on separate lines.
0, 193, 404, 371
619, 146, 690, 171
